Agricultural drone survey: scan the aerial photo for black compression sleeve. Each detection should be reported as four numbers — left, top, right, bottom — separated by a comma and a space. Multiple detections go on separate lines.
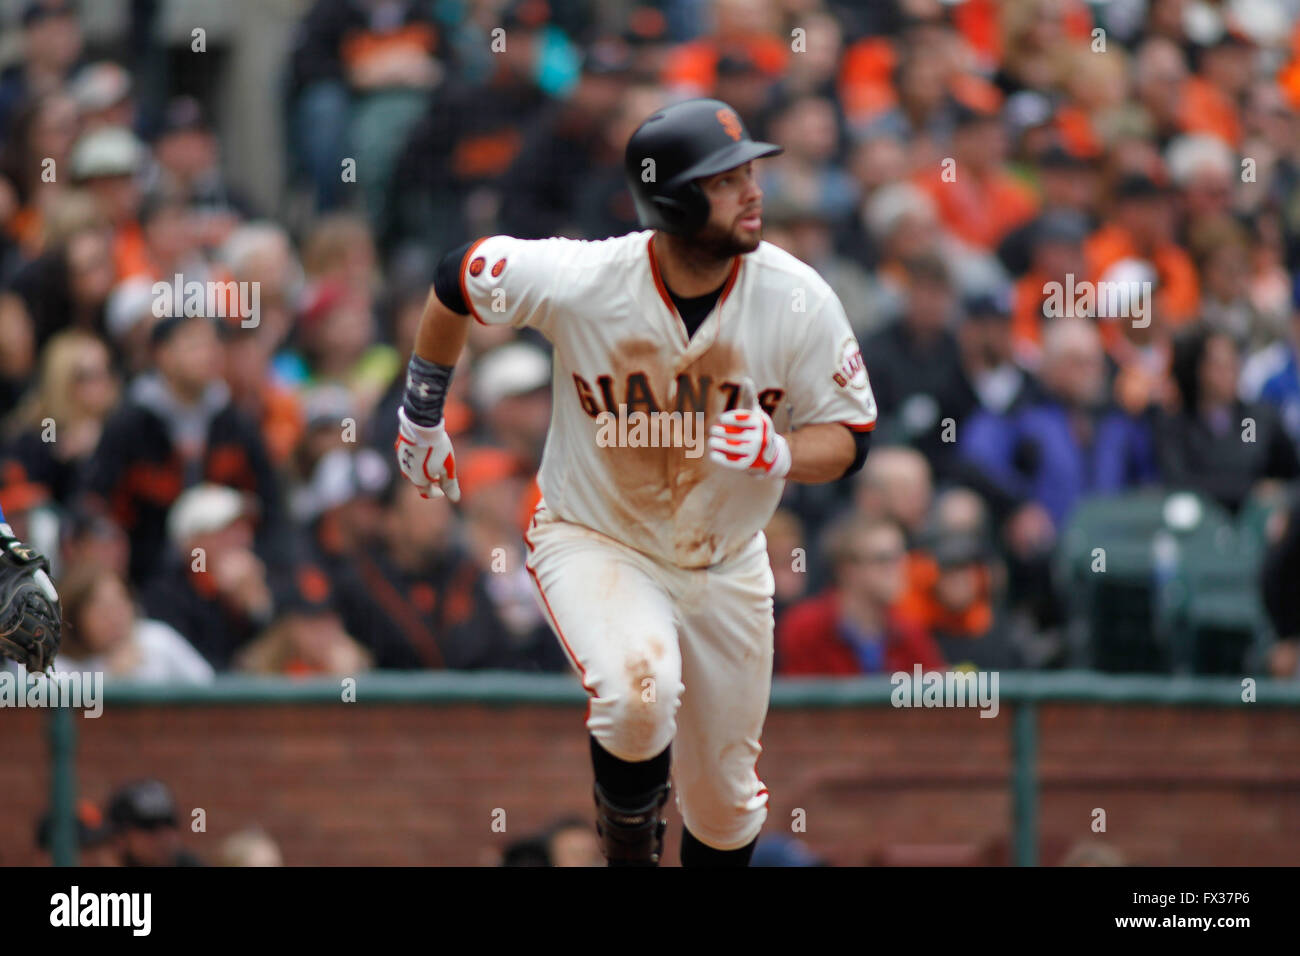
402, 353, 455, 426
843, 428, 872, 479
433, 240, 474, 315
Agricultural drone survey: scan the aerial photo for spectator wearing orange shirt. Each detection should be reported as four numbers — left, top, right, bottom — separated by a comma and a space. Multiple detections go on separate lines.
1009, 208, 1092, 366
897, 529, 1021, 671
1053, 42, 1131, 161
1085, 173, 1199, 328
1180, 32, 1255, 149
914, 103, 1039, 251
659, 0, 787, 99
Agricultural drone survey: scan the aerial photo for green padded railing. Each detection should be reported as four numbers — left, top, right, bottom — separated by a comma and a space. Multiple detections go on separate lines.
43, 671, 1300, 867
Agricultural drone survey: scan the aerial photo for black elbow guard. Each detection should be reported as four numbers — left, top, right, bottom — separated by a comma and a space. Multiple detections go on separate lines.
432, 240, 474, 315
842, 428, 872, 479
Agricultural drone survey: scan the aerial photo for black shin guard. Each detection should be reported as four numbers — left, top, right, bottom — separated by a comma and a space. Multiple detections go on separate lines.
590, 736, 672, 866
680, 827, 758, 867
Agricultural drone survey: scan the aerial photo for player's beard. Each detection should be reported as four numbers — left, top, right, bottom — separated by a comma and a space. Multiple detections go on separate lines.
686, 216, 762, 263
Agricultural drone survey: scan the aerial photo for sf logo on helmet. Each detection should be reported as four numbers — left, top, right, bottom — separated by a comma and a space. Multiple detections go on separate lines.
716, 108, 742, 142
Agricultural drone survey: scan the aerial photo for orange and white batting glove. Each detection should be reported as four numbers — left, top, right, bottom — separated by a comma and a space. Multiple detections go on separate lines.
708, 378, 791, 479
395, 406, 461, 502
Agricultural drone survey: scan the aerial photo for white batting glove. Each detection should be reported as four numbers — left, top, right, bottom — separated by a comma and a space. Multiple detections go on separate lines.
708, 378, 791, 479
394, 406, 461, 502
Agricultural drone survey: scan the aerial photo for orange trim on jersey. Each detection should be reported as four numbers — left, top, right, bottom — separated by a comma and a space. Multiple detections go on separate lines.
459, 236, 490, 325
645, 234, 741, 346
525, 560, 586, 677
523, 515, 597, 724
842, 421, 876, 432
646, 234, 686, 346
717, 255, 741, 307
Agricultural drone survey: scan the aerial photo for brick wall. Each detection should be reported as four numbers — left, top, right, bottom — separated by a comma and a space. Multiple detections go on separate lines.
3, 702, 1297, 866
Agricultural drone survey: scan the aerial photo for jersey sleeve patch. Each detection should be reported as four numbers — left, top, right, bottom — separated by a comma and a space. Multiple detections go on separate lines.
831, 337, 869, 391
458, 237, 490, 324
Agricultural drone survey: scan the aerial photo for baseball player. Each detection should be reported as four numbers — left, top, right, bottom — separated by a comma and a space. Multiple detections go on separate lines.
0, 503, 62, 673
395, 98, 876, 866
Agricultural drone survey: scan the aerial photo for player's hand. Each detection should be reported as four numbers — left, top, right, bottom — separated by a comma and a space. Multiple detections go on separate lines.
708, 378, 791, 479
395, 406, 461, 502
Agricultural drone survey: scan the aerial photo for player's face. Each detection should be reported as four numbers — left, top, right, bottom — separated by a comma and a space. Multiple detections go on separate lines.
695, 161, 764, 255
851, 525, 908, 605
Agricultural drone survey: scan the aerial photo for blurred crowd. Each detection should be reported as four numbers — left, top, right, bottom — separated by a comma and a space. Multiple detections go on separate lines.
34, 777, 279, 866
2, 0, 1300, 683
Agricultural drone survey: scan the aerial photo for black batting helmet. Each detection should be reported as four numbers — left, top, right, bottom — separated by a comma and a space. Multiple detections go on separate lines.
624, 98, 783, 235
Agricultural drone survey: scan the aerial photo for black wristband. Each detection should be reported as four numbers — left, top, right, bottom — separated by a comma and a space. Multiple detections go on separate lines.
402, 353, 456, 427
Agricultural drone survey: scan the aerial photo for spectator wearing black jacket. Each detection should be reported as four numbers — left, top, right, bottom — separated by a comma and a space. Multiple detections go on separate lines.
105, 779, 204, 867
6, 216, 115, 355
81, 313, 288, 588
387, 4, 553, 252
0, 0, 84, 146
2, 329, 118, 507
288, 0, 445, 213
138, 483, 274, 670
330, 479, 535, 670
1263, 486, 1300, 678
496, 40, 634, 240
864, 252, 976, 476
1156, 328, 1300, 513
995, 145, 1098, 278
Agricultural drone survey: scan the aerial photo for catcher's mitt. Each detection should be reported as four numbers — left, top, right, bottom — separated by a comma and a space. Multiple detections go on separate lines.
0, 527, 61, 673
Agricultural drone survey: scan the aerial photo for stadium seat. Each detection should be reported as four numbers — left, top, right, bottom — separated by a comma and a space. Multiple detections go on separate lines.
1055, 491, 1260, 673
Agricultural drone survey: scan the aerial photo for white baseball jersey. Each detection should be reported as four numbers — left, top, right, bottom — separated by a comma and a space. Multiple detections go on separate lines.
459, 230, 877, 569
